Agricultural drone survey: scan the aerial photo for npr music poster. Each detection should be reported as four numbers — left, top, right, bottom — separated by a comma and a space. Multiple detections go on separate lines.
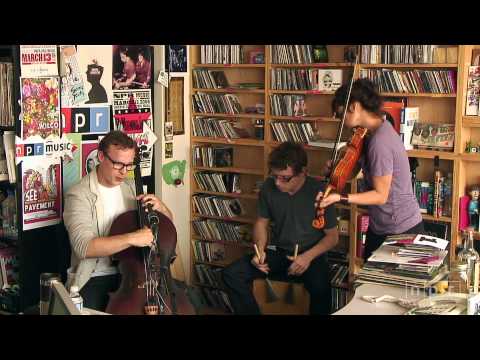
21, 156, 62, 231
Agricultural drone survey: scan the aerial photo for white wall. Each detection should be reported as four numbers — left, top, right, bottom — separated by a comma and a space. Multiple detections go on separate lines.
153, 45, 191, 282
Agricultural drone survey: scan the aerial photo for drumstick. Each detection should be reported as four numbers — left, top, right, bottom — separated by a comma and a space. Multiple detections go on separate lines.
253, 243, 263, 263
293, 244, 299, 259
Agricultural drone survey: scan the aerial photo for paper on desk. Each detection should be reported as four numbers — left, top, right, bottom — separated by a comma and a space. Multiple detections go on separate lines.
413, 234, 449, 250
368, 246, 447, 267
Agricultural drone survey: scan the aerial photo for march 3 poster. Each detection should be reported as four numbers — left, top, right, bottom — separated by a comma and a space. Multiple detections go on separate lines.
21, 156, 62, 231
21, 77, 61, 141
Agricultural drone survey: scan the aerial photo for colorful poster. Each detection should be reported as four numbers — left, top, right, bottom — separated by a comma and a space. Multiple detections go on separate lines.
21, 156, 62, 231
113, 45, 152, 89
112, 89, 152, 134
81, 137, 101, 177
128, 123, 157, 177
21, 77, 61, 141
62, 133, 82, 193
61, 106, 110, 134
76, 45, 112, 105
20, 45, 58, 77
60, 45, 88, 107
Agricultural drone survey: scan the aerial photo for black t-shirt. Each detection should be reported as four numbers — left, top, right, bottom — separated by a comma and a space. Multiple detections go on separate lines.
258, 176, 337, 253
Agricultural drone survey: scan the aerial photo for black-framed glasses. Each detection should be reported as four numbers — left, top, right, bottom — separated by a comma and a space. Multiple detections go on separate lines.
270, 173, 297, 183
103, 152, 136, 171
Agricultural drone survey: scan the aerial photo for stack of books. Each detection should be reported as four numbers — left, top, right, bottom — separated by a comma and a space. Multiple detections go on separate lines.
355, 234, 449, 289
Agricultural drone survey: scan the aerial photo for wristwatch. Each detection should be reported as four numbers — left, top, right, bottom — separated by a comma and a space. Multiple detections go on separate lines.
340, 194, 349, 205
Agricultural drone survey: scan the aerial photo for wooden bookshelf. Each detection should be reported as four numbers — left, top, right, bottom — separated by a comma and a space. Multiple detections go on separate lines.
360, 63, 458, 69
189, 45, 463, 313
379, 92, 456, 98
192, 190, 258, 200
192, 137, 265, 147
192, 112, 264, 119
192, 88, 265, 94
270, 62, 354, 68
455, 45, 480, 259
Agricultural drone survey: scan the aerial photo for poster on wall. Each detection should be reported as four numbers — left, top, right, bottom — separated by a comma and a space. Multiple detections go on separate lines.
21, 156, 62, 231
128, 123, 157, 177
21, 77, 61, 141
81, 136, 101, 177
20, 45, 58, 77
167, 77, 184, 135
112, 89, 152, 134
165, 142, 173, 159
61, 106, 110, 134
62, 133, 82, 193
113, 45, 152, 90
166, 45, 187, 72
59, 45, 88, 107
76, 45, 112, 105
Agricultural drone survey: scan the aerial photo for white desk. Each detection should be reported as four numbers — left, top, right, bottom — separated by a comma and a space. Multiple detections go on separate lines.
333, 283, 428, 315
81, 307, 110, 315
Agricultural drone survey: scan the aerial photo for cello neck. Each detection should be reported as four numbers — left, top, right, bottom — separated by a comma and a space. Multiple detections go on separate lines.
134, 151, 146, 228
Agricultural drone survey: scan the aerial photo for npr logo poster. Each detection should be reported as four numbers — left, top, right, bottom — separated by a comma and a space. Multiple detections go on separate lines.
62, 107, 110, 134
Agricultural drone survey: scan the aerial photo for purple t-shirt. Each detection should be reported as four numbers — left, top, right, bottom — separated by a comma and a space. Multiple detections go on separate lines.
359, 120, 422, 235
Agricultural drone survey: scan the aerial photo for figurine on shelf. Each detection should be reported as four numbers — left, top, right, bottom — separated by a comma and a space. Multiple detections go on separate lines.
468, 184, 480, 230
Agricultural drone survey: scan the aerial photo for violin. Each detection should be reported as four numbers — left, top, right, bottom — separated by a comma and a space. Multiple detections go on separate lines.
312, 48, 367, 230
312, 126, 368, 229
106, 146, 196, 315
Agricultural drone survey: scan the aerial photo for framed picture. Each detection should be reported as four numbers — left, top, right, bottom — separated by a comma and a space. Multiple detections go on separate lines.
166, 45, 187, 72
166, 77, 184, 135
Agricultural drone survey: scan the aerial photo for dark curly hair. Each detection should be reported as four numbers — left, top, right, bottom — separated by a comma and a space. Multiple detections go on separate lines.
331, 78, 383, 118
268, 141, 307, 175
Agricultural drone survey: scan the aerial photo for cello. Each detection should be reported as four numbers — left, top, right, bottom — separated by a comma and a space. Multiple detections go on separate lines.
312, 48, 368, 230
106, 146, 196, 315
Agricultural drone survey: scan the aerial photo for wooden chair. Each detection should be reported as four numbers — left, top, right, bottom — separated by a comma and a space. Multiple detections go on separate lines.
253, 278, 310, 315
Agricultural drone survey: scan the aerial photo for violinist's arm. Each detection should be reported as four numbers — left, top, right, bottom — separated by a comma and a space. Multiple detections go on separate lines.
317, 174, 392, 208
347, 174, 392, 205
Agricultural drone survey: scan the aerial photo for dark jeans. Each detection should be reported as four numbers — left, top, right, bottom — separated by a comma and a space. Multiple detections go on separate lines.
79, 274, 121, 311
222, 248, 331, 315
364, 221, 425, 261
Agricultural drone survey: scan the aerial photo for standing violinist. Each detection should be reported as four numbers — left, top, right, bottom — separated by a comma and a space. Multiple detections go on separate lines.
63, 131, 172, 311
222, 142, 339, 315
316, 78, 424, 260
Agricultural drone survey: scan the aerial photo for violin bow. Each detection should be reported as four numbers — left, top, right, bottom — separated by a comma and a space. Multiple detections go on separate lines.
330, 46, 360, 172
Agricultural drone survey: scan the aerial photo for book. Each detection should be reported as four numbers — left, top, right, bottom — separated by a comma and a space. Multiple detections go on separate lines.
208, 70, 229, 88
318, 69, 342, 92
400, 106, 419, 150
0, 136, 8, 182
383, 100, 406, 134
411, 123, 454, 150
2, 131, 15, 183
307, 138, 347, 150
213, 147, 233, 167
465, 66, 480, 115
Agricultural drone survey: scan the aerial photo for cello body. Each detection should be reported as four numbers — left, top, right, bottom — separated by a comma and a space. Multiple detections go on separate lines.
105, 148, 196, 315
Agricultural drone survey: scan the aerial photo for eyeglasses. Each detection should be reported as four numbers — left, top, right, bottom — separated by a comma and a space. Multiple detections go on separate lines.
103, 151, 136, 171
270, 173, 297, 183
